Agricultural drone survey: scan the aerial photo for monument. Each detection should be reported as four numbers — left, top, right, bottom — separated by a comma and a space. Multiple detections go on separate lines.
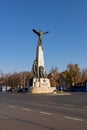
29, 29, 55, 94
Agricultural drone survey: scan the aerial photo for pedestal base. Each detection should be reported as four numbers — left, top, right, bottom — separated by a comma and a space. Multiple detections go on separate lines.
30, 78, 55, 94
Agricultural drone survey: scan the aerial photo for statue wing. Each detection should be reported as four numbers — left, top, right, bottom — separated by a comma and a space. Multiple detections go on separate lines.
33, 29, 39, 36
43, 31, 49, 34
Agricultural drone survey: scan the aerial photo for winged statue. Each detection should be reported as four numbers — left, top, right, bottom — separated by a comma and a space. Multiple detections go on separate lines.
33, 29, 49, 45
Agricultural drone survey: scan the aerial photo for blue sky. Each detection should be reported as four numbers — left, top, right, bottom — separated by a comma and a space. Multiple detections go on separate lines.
0, 0, 87, 73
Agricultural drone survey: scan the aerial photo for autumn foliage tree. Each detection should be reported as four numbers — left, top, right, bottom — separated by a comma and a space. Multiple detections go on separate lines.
48, 67, 59, 87
67, 64, 81, 86
80, 69, 87, 84
0, 71, 33, 89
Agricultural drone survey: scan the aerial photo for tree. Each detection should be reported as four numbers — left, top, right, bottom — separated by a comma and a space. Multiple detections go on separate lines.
48, 67, 59, 87
0, 71, 34, 89
59, 70, 68, 88
80, 69, 87, 84
67, 64, 81, 86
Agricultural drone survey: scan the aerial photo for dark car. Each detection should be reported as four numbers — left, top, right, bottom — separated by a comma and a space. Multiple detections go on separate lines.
17, 87, 29, 93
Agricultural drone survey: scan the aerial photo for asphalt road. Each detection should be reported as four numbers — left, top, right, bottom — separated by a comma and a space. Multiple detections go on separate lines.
0, 92, 87, 130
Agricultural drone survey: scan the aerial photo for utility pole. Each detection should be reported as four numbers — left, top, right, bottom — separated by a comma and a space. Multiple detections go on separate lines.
24, 74, 25, 88
21, 72, 22, 88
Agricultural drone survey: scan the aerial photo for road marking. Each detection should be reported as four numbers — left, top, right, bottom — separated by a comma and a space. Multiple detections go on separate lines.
64, 116, 84, 121
40, 111, 52, 116
8, 105, 16, 108
0, 115, 10, 120
48, 102, 56, 105
64, 104, 75, 107
21, 108, 32, 111
84, 106, 87, 109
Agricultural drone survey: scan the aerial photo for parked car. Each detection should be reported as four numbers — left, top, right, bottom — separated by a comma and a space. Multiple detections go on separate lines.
17, 87, 29, 93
